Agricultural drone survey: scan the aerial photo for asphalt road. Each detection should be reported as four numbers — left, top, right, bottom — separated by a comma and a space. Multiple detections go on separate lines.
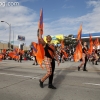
0, 60, 100, 100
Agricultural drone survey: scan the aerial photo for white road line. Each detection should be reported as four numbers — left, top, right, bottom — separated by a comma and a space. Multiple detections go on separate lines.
32, 77, 40, 79
83, 83, 100, 86
0, 72, 40, 79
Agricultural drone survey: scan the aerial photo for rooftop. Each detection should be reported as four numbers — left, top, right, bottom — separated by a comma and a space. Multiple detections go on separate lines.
73, 32, 100, 39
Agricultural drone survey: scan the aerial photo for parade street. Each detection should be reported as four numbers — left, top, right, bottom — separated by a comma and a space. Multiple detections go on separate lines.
0, 60, 100, 100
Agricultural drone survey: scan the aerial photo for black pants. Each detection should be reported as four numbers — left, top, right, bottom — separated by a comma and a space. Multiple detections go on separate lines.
49, 59, 55, 85
34, 56, 37, 64
60, 53, 63, 62
83, 56, 88, 70
19, 55, 22, 62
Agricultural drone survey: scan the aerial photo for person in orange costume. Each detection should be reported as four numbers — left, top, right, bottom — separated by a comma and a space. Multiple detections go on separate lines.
38, 29, 60, 89
78, 42, 88, 71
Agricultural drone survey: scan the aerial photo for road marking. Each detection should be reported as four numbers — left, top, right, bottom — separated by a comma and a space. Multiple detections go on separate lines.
83, 83, 100, 86
0, 72, 40, 79
32, 77, 40, 79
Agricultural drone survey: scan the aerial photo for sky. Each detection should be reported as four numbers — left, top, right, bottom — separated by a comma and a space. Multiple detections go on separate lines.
0, 0, 100, 46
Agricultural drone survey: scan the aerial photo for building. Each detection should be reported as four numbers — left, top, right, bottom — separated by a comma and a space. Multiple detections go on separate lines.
73, 32, 100, 41
44, 34, 64, 45
0, 42, 29, 53
72, 32, 100, 49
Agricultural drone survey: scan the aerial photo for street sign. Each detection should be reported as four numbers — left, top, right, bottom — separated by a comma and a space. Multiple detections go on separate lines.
17, 35, 25, 41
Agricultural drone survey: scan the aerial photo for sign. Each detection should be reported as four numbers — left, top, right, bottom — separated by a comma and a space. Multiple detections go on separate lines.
17, 35, 25, 41
44, 34, 64, 45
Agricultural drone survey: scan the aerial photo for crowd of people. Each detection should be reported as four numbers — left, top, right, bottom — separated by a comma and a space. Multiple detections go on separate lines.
0, 41, 100, 67
0, 42, 100, 66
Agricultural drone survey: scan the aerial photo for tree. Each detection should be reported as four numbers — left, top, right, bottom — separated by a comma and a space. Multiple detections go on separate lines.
64, 34, 76, 47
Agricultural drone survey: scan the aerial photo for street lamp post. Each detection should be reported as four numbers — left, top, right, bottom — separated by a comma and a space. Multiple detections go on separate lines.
1, 21, 11, 50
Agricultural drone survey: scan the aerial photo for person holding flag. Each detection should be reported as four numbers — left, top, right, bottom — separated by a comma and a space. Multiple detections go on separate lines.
78, 42, 88, 71
38, 29, 60, 89
74, 24, 88, 71
92, 47, 99, 65
37, 8, 59, 89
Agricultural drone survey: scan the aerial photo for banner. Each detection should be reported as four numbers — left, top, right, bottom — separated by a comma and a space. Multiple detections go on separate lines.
17, 35, 25, 41
44, 34, 64, 45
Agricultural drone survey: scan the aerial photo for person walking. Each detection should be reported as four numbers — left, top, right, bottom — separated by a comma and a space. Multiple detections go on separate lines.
38, 29, 60, 89
92, 48, 99, 65
78, 42, 88, 71
18, 51, 22, 63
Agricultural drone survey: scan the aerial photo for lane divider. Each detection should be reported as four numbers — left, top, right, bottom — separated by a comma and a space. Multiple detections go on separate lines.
0, 72, 40, 79
83, 83, 100, 86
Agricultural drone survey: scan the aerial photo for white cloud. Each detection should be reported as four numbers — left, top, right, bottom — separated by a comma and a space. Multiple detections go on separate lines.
87, 0, 99, 7
0, 1, 38, 46
0, 0, 100, 47
44, 0, 100, 35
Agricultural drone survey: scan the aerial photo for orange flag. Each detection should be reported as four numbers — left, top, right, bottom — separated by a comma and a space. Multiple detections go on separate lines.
8, 52, 14, 58
14, 48, 19, 54
8, 51, 19, 60
36, 44, 45, 69
13, 48, 19, 59
0, 54, 3, 58
61, 40, 64, 49
0, 54, 3, 61
62, 50, 68, 58
94, 38, 99, 47
35, 8, 45, 69
38, 8, 43, 35
2, 49, 6, 54
77, 24, 82, 41
32, 42, 45, 69
19, 49, 24, 55
74, 42, 82, 62
74, 24, 82, 62
88, 34, 93, 54
31, 42, 38, 56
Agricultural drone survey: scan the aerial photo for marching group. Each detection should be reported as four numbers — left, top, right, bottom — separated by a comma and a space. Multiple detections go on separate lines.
0, 32, 100, 89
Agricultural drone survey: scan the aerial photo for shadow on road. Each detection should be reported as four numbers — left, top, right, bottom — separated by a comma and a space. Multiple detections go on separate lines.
41, 63, 75, 100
